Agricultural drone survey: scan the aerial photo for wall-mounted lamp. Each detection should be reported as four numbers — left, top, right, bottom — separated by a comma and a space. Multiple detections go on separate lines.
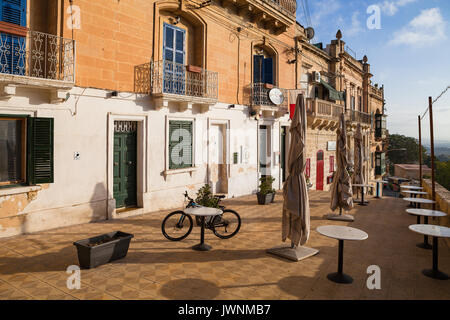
172, 16, 181, 25
228, 104, 235, 109
287, 59, 297, 64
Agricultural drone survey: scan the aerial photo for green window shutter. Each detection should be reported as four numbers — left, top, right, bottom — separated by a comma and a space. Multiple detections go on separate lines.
27, 117, 54, 184
168, 120, 193, 170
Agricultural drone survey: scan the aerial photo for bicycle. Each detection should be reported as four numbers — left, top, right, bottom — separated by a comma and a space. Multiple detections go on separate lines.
161, 191, 241, 241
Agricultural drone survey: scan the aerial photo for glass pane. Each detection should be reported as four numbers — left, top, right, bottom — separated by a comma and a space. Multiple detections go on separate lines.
165, 27, 174, 49
175, 30, 184, 51
175, 52, 184, 65
164, 49, 173, 62
0, 119, 23, 183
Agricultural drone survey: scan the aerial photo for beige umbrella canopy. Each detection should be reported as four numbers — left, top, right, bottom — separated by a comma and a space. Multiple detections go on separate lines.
330, 113, 354, 212
282, 94, 310, 247
354, 123, 365, 186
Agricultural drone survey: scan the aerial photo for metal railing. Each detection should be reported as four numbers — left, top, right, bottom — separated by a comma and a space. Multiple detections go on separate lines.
306, 98, 344, 119
346, 109, 371, 124
250, 82, 288, 108
0, 30, 75, 82
135, 60, 218, 100
261, 0, 296, 18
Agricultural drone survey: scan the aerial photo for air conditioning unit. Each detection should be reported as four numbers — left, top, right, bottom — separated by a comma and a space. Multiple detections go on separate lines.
311, 71, 321, 83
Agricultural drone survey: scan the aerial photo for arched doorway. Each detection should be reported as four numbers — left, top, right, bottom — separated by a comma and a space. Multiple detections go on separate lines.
316, 150, 324, 190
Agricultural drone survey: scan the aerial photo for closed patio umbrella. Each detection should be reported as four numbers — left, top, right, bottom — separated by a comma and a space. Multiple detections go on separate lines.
354, 123, 365, 186
267, 94, 319, 261
327, 112, 354, 221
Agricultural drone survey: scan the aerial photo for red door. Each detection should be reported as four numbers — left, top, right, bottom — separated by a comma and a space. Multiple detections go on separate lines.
316, 150, 324, 190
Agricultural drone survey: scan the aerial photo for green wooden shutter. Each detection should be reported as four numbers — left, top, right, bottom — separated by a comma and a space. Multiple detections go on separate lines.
168, 120, 193, 170
27, 117, 54, 184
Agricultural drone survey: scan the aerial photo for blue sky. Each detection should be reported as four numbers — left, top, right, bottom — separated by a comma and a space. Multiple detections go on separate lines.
296, 0, 450, 143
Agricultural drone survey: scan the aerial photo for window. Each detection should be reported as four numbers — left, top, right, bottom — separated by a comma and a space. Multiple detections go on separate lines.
0, 117, 25, 185
329, 156, 335, 173
0, 116, 54, 186
163, 23, 186, 94
253, 55, 274, 85
0, 0, 27, 76
168, 120, 193, 170
305, 158, 311, 178
0, 0, 27, 26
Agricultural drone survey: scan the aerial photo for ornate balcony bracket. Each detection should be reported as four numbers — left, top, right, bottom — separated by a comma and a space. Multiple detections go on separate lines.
152, 94, 216, 113
0, 84, 16, 99
49, 89, 70, 104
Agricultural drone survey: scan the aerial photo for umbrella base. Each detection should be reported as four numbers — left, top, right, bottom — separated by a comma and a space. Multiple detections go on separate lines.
326, 213, 354, 222
266, 245, 319, 262
327, 272, 353, 284
422, 269, 449, 280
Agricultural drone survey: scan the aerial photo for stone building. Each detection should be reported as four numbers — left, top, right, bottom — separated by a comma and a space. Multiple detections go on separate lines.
0, 0, 387, 238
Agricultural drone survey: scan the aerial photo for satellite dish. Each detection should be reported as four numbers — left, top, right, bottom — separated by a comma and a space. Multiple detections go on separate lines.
306, 27, 315, 40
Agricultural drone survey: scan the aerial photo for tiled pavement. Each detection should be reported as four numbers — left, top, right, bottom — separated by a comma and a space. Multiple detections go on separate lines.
0, 191, 449, 300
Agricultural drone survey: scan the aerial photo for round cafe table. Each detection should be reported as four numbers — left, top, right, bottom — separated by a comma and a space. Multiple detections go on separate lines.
352, 184, 374, 206
316, 225, 368, 284
403, 197, 435, 209
406, 209, 447, 249
184, 206, 223, 251
401, 185, 423, 190
402, 190, 428, 207
370, 180, 388, 199
409, 224, 450, 280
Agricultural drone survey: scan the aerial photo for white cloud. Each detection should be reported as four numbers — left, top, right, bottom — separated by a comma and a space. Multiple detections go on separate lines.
345, 11, 363, 37
310, 0, 342, 26
389, 8, 447, 47
379, 0, 417, 16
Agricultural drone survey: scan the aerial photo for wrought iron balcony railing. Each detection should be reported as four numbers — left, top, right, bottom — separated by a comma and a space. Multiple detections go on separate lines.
0, 30, 75, 82
306, 98, 344, 119
346, 109, 371, 125
250, 82, 288, 108
261, 0, 296, 18
135, 60, 218, 100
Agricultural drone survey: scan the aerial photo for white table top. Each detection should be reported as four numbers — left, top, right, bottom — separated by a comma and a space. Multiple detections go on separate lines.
353, 184, 374, 188
401, 186, 423, 190
409, 224, 450, 238
316, 225, 368, 241
406, 209, 447, 217
371, 180, 389, 184
184, 206, 223, 216
402, 190, 428, 195
403, 198, 435, 204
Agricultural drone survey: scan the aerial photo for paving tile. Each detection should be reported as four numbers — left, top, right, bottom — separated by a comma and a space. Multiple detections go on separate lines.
0, 191, 449, 300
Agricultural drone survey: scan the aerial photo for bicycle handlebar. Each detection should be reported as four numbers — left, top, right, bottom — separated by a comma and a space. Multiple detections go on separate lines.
183, 191, 194, 201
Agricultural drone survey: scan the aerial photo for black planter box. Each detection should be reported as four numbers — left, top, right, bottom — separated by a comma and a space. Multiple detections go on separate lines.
73, 231, 133, 269
257, 192, 274, 205
270, 192, 275, 203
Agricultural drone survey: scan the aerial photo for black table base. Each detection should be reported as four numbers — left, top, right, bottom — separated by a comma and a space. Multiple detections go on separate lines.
192, 216, 212, 252
327, 240, 353, 284
422, 237, 448, 280
193, 243, 212, 251
327, 272, 353, 284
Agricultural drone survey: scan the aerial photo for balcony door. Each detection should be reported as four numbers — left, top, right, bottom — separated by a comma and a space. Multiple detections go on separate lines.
163, 23, 185, 95
0, 0, 27, 76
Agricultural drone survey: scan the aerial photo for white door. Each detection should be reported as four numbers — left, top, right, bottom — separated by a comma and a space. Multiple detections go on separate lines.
210, 124, 227, 194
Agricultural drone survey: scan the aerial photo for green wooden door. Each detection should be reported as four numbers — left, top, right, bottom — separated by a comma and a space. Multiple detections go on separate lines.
113, 125, 137, 209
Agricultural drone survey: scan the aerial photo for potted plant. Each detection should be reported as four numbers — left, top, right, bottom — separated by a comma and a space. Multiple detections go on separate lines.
73, 231, 133, 269
194, 184, 220, 226
257, 176, 276, 205
306, 176, 313, 190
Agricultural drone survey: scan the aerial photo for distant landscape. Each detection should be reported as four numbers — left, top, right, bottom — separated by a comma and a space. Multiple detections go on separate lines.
424, 141, 450, 161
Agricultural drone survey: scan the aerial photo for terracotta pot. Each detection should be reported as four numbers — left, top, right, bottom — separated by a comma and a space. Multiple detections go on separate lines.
186, 65, 202, 73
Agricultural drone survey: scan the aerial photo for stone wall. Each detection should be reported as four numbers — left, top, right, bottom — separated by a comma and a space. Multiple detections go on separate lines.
422, 179, 450, 247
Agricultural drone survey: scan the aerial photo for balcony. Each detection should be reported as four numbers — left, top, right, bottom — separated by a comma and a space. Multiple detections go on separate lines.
346, 109, 371, 128
249, 82, 289, 118
0, 30, 75, 102
219, 0, 296, 34
135, 60, 218, 112
306, 98, 344, 130
375, 113, 387, 140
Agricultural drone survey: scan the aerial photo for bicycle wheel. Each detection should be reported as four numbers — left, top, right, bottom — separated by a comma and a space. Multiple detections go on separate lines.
212, 209, 241, 239
161, 211, 193, 241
